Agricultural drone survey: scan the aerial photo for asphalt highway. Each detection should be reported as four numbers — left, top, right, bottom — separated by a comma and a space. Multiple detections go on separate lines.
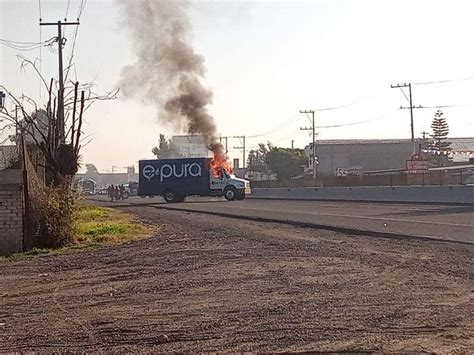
97, 196, 474, 244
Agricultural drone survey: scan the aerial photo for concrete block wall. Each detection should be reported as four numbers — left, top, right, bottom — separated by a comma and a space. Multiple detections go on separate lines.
0, 169, 24, 255
251, 186, 474, 204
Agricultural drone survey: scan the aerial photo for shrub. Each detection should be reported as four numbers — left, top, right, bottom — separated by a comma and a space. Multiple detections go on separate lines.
29, 184, 76, 248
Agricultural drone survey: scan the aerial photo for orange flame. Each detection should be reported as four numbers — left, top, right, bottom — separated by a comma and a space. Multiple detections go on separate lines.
209, 143, 233, 178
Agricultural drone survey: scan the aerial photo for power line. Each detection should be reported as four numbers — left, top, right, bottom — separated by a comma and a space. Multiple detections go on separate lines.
244, 101, 357, 139
65, 0, 87, 82
421, 104, 462, 109
399, 87, 409, 103
314, 101, 358, 112
65, 25, 80, 82
78, 0, 87, 19
0, 39, 43, 45
0, 42, 42, 51
63, 0, 85, 55
413, 77, 474, 86
65, 0, 71, 19
233, 136, 246, 168
272, 129, 300, 145
0, 38, 56, 51
63, 0, 73, 38
40, 20, 80, 143
245, 114, 298, 138
316, 114, 392, 129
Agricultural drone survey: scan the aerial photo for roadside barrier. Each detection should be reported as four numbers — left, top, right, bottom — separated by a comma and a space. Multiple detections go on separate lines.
251, 186, 474, 204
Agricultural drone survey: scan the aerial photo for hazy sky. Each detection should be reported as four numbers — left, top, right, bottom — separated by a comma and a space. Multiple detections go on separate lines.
1, 0, 473, 172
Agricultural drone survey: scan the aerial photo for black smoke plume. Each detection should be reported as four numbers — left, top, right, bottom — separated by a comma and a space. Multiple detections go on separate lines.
117, 0, 217, 143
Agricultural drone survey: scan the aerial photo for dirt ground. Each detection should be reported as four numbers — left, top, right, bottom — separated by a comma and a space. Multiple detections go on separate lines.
1, 205, 473, 352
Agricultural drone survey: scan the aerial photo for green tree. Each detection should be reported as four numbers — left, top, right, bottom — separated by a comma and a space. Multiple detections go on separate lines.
265, 147, 306, 180
85, 164, 99, 175
429, 110, 452, 166
247, 142, 273, 171
152, 134, 174, 158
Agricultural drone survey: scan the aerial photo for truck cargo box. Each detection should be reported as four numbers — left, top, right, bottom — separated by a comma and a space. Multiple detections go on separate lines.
138, 158, 211, 197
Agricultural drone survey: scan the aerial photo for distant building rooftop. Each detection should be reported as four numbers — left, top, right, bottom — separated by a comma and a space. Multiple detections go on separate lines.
316, 137, 474, 146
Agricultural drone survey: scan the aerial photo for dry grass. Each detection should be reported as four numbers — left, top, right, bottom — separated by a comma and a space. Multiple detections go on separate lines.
1, 202, 154, 260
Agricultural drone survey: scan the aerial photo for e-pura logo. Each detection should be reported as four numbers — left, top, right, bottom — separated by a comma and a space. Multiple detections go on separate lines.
142, 162, 202, 181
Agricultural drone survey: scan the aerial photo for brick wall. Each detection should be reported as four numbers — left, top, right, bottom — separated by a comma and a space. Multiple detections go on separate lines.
0, 169, 24, 255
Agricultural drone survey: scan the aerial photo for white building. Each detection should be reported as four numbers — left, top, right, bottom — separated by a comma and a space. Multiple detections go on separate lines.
170, 135, 212, 158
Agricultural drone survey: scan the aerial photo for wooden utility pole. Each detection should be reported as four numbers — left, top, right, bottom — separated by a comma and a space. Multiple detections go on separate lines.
219, 135, 229, 154
233, 135, 246, 168
418, 130, 430, 156
40, 20, 80, 143
0, 91, 5, 109
300, 110, 316, 179
390, 83, 424, 155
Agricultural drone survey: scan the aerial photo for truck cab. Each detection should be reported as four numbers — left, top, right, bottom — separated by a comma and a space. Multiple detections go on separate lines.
210, 168, 251, 200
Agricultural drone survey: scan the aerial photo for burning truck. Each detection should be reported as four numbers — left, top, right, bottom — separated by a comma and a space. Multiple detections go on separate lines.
120, 1, 251, 203
138, 150, 250, 203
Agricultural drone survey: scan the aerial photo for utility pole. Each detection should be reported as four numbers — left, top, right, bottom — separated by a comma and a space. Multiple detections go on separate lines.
219, 135, 229, 154
233, 135, 246, 168
419, 130, 431, 154
14, 105, 21, 143
390, 83, 424, 155
291, 140, 294, 149
300, 110, 316, 179
0, 91, 5, 109
40, 20, 80, 144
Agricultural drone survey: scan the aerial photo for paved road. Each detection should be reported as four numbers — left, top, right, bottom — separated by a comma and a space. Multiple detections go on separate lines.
94, 196, 474, 244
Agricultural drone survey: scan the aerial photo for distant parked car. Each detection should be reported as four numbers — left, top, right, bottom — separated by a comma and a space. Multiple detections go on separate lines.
75, 178, 97, 195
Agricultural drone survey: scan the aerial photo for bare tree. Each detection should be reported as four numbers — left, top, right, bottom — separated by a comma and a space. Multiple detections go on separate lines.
0, 57, 118, 186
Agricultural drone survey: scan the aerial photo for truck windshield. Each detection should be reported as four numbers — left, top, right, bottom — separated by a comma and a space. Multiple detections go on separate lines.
222, 169, 230, 179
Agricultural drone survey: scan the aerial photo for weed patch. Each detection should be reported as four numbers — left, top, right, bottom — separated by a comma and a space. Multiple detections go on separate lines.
76, 222, 129, 236
2, 202, 154, 261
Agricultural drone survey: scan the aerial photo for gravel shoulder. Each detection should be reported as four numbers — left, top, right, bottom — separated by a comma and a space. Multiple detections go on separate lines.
1, 204, 473, 352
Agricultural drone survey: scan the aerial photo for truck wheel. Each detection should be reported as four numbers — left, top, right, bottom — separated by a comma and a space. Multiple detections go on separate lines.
236, 190, 245, 200
224, 186, 237, 201
123, 191, 130, 199
163, 190, 178, 203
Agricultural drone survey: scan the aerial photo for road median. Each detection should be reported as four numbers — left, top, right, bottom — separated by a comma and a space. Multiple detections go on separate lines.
250, 186, 474, 204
